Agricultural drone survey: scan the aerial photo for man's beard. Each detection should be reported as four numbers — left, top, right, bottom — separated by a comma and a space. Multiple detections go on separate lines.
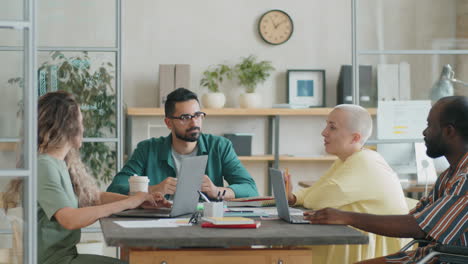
425, 133, 446, 158
174, 126, 200, 142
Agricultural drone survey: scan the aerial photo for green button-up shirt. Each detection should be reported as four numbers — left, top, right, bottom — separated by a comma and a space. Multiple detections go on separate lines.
107, 133, 258, 198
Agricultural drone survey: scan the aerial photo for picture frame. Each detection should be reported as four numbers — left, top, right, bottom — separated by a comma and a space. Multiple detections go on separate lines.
287, 69, 326, 107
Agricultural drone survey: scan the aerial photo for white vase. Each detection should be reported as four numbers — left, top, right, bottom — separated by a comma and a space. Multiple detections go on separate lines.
201, 93, 226, 109
239, 93, 262, 108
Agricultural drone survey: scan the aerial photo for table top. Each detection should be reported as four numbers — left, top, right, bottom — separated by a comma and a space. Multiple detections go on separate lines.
100, 216, 368, 248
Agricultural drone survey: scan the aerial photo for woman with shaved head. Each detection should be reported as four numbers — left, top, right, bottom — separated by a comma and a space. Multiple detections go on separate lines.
285, 104, 410, 264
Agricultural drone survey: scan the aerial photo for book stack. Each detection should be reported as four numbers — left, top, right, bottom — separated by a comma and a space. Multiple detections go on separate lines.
226, 196, 275, 207
201, 217, 261, 229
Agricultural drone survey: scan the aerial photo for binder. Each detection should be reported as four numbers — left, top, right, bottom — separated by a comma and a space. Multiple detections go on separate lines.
337, 65, 375, 107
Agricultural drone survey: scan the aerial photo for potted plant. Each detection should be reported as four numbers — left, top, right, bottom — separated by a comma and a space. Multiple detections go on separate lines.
8, 51, 116, 186
199, 64, 232, 108
234, 55, 275, 108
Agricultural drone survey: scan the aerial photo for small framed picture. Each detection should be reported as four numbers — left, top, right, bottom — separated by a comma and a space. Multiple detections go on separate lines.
287, 69, 326, 107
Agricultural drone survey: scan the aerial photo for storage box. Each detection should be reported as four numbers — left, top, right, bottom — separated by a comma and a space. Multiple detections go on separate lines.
223, 133, 253, 156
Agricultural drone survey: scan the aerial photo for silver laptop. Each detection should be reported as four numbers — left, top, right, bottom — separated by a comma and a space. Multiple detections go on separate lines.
269, 168, 309, 224
114, 155, 208, 218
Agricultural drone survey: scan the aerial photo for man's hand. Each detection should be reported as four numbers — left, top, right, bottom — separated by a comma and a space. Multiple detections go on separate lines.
201, 175, 220, 199
148, 177, 177, 195
303, 207, 352, 225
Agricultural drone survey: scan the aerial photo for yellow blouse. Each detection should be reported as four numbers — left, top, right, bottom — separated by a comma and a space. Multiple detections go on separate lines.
294, 149, 410, 264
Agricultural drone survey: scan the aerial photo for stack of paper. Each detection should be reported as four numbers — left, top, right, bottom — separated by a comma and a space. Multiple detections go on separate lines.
226, 196, 275, 207
201, 217, 261, 229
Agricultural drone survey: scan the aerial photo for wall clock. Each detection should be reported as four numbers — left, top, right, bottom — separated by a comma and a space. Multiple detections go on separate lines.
258, 9, 294, 45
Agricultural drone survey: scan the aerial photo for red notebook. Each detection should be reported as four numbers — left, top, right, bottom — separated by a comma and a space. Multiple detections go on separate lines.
201, 221, 261, 229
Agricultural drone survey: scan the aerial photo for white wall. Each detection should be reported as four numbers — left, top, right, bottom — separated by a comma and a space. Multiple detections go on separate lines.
123, 0, 352, 108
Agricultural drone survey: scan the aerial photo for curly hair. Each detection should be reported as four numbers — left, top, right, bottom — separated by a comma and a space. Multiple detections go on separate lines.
3, 91, 100, 210
38, 91, 100, 207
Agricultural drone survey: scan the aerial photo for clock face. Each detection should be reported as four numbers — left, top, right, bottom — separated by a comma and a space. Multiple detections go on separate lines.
258, 10, 294, 45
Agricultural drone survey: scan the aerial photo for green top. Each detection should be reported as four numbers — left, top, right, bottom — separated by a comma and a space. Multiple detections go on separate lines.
37, 154, 80, 264
107, 133, 259, 198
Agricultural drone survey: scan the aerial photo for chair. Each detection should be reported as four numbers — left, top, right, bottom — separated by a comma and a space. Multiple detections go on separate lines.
400, 239, 468, 264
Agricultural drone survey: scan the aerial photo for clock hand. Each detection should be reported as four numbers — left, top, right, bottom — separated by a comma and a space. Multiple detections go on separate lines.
270, 18, 278, 28
276, 20, 287, 27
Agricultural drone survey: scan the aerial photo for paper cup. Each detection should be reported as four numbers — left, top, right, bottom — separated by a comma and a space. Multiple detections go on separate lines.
129, 175, 149, 195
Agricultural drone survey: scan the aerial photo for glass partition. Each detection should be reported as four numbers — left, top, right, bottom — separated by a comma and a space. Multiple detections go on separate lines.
81, 142, 117, 187
0, 0, 24, 21
0, 177, 25, 264
38, 0, 117, 48
353, 0, 468, 195
37, 51, 117, 138
356, 0, 466, 51
0, 2, 37, 260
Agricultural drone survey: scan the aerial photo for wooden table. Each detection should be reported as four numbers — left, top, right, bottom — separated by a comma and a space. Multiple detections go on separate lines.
101, 216, 368, 264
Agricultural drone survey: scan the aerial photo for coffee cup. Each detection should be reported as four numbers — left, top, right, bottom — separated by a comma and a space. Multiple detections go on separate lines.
203, 202, 224, 217
129, 175, 149, 195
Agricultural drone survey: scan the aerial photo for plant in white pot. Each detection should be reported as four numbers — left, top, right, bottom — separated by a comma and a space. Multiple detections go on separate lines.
200, 64, 232, 108
234, 55, 275, 108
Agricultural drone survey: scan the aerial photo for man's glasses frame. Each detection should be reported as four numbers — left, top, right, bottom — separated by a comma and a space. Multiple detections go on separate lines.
168, 111, 206, 123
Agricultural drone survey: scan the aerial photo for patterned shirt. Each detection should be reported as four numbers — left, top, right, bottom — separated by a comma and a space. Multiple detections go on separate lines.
387, 152, 468, 264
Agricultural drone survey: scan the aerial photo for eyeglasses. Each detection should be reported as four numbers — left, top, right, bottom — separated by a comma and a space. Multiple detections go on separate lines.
168, 112, 206, 123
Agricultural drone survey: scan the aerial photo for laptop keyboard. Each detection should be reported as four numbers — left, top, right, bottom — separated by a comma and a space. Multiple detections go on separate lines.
290, 215, 309, 224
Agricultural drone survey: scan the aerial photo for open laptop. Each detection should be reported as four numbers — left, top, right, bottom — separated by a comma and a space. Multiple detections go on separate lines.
114, 155, 208, 218
269, 168, 309, 224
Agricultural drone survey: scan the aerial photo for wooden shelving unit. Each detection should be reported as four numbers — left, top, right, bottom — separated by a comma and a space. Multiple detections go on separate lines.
0, 142, 17, 152
127, 107, 377, 117
238, 155, 337, 162
126, 107, 363, 167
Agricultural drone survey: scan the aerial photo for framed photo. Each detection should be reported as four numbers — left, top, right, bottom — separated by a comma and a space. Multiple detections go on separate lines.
287, 69, 326, 107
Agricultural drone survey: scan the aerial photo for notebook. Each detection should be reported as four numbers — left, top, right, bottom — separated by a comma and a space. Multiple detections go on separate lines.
113, 155, 208, 218
269, 168, 309, 224
201, 217, 254, 225
226, 196, 275, 207
201, 221, 261, 229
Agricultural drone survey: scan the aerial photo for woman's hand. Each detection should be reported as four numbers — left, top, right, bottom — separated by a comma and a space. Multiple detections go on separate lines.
303, 207, 351, 225
140, 192, 172, 209
128, 192, 172, 209
283, 172, 296, 204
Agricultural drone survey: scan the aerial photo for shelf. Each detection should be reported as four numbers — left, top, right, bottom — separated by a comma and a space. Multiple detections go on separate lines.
0, 142, 17, 152
127, 107, 377, 117
238, 155, 337, 162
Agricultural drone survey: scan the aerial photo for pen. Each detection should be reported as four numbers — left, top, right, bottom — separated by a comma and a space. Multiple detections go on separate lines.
197, 190, 211, 203
217, 190, 221, 202
221, 189, 226, 201
225, 210, 253, 213
285, 168, 290, 198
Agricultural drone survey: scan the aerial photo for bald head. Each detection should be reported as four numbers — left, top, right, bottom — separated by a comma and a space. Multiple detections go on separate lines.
333, 104, 373, 144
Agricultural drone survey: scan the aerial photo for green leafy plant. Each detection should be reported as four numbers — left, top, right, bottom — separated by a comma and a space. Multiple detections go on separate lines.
9, 51, 116, 185
200, 64, 233, 93
234, 55, 275, 93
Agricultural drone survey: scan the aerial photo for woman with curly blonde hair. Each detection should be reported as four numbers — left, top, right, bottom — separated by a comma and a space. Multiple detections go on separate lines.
5, 91, 170, 264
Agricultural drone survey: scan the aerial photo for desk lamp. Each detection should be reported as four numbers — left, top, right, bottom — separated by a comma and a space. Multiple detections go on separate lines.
431, 64, 468, 102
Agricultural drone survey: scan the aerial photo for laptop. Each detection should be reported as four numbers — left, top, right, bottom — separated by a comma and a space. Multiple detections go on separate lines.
114, 155, 208, 218
269, 168, 309, 224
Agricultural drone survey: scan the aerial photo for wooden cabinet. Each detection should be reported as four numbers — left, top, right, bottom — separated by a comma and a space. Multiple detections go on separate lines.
129, 248, 313, 264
